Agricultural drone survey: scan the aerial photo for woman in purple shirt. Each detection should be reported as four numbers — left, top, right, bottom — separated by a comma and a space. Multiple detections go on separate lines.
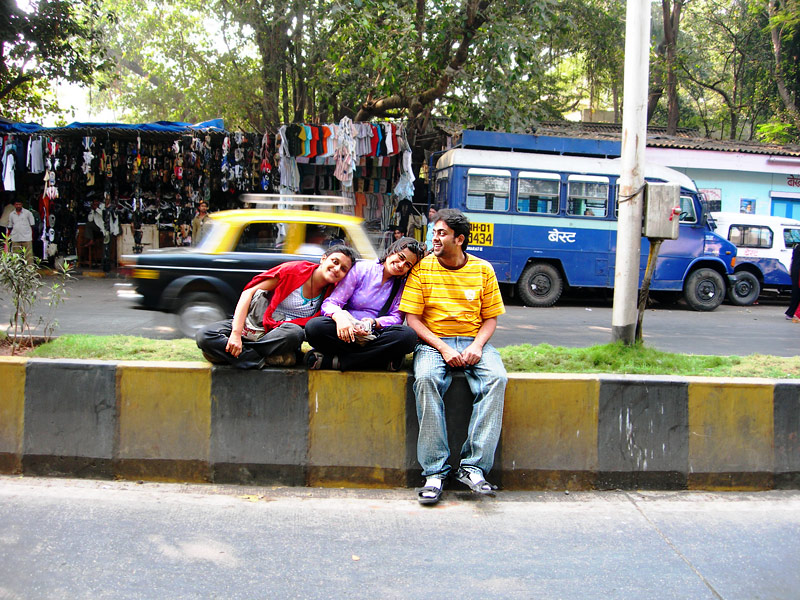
305, 237, 425, 371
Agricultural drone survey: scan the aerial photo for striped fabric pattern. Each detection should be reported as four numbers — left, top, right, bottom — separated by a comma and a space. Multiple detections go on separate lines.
399, 253, 505, 337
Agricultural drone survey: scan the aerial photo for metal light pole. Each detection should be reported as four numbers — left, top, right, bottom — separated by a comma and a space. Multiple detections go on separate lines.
611, 0, 652, 344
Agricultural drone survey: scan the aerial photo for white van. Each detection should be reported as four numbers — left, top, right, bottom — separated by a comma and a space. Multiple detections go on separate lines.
709, 212, 800, 304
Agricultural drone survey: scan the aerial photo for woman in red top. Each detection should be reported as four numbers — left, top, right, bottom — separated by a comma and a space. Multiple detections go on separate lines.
196, 245, 356, 369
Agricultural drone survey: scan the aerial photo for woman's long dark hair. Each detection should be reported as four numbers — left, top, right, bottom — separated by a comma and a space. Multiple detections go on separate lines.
379, 236, 426, 264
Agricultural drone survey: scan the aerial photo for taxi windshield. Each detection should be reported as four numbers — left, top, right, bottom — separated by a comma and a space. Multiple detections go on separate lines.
194, 219, 228, 251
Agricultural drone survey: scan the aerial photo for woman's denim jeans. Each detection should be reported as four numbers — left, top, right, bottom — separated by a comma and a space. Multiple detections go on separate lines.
412, 338, 507, 479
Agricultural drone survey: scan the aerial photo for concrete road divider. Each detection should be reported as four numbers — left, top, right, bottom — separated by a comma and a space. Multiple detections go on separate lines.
1, 358, 798, 490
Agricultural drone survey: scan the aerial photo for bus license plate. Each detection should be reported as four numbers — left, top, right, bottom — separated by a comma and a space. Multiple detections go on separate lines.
470, 222, 494, 246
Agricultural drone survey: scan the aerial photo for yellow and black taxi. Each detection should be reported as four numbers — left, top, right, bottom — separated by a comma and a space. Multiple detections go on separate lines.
120, 202, 377, 337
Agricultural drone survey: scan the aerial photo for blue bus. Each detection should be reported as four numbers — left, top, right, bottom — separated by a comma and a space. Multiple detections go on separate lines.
431, 144, 739, 311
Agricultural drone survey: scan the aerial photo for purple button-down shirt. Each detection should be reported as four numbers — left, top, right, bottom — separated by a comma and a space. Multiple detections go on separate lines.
321, 260, 405, 328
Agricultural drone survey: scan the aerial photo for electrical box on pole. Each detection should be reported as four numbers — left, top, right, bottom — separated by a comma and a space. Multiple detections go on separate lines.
642, 182, 681, 240
633, 182, 681, 342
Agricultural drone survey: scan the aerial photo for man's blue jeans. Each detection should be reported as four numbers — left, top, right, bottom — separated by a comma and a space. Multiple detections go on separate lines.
413, 337, 507, 479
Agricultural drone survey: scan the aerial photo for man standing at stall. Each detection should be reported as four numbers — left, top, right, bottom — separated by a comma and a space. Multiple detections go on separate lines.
399, 208, 507, 505
191, 201, 212, 246
7, 200, 36, 264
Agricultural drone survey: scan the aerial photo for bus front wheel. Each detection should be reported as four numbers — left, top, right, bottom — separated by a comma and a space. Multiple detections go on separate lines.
683, 268, 725, 311
517, 263, 563, 307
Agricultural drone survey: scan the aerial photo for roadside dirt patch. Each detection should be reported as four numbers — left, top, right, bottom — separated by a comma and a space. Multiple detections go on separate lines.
0, 337, 41, 357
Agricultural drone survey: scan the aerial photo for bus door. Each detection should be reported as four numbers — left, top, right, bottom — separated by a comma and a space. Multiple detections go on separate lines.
510, 171, 562, 282
462, 167, 512, 281
563, 174, 613, 287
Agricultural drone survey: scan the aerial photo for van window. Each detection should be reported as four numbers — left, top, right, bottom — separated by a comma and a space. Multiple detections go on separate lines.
568, 175, 608, 217
785, 227, 800, 248
466, 168, 510, 211
517, 171, 560, 214
728, 224, 773, 248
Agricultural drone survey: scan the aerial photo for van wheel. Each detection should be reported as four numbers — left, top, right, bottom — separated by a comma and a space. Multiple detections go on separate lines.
517, 263, 563, 307
683, 268, 725, 311
727, 272, 760, 306
177, 292, 227, 338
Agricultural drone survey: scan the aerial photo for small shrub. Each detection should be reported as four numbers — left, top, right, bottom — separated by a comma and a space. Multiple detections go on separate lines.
0, 234, 72, 354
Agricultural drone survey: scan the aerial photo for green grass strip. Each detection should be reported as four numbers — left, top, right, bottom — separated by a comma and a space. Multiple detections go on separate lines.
20, 335, 800, 379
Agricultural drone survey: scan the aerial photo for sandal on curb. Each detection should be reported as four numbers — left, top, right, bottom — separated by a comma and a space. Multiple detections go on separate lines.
454, 467, 497, 496
416, 484, 443, 505
305, 351, 337, 370
305, 351, 325, 370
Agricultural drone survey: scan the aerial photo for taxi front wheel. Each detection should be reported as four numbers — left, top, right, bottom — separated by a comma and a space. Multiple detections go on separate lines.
177, 292, 228, 338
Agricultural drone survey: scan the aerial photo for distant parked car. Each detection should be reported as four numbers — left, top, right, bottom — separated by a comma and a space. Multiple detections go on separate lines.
119, 208, 377, 337
709, 212, 800, 305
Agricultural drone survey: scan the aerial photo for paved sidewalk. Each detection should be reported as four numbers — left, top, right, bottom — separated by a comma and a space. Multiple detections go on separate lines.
1, 476, 798, 599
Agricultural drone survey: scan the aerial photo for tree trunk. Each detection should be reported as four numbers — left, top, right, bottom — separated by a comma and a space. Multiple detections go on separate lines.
254, 23, 280, 129
292, 0, 306, 123
647, 41, 665, 122
662, 0, 684, 135
768, 0, 800, 132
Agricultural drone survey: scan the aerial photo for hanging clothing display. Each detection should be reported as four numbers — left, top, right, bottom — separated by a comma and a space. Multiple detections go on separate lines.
27, 136, 44, 173
3, 148, 15, 192
0, 116, 422, 270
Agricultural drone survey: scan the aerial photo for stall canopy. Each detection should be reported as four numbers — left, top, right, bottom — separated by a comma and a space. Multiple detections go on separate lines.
0, 119, 226, 136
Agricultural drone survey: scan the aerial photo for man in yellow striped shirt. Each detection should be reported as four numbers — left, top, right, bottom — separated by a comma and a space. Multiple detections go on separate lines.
400, 208, 508, 505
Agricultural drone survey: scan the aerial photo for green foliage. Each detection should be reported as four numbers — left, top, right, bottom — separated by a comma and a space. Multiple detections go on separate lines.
676, 0, 776, 139
92, 0, 262, 127
43, 0, 800, 144
0, 235, 72, 354
756, 118, 800, 143
0, 0, 114, 120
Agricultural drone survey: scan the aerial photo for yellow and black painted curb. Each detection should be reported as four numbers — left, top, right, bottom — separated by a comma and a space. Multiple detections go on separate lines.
1, 358, 798, 490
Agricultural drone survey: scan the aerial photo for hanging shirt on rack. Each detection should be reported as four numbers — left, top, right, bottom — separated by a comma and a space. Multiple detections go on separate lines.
333, 117, 357, 186
383, 123, 394, 155
3, 150, 15, 192
27, 137, 44, 173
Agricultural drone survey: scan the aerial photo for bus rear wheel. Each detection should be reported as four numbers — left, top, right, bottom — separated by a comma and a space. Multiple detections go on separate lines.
517, 263, 563, 307
683, 268, 725, 311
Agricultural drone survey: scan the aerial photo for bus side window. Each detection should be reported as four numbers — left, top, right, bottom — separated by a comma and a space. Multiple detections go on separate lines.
518, 173, 560, 214
436, 176, 448, 206
679, 195, 697, 223
567, 176, 609, 217
466, 169, 510, 211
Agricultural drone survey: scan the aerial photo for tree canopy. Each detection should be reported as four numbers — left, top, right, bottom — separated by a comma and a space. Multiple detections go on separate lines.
10, 0, 800, 144
0, 0, 113, 121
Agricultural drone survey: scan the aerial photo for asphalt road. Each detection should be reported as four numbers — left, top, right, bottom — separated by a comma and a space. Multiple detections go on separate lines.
2, 275, 798, 357
1, 476, 798, 600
